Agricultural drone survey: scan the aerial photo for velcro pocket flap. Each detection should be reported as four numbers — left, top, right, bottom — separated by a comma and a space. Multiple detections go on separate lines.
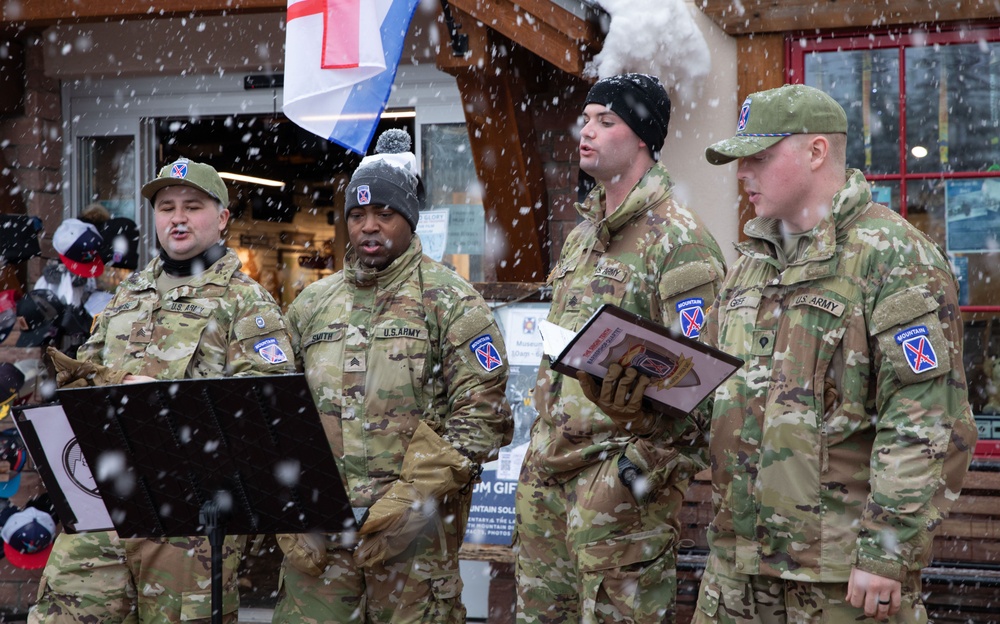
234, 312, 287, 340
869, 286, 938, 335
871, 286, 950, 385
660, 261, 717, 299
578, 529, 675, 573
445, 308, 493, 347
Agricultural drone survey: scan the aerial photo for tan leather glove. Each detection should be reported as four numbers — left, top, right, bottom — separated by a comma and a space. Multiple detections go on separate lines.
577, 363, 658, 436
47, 346, 130, 388
276, 532, 329, 577
353, 421, 474, 568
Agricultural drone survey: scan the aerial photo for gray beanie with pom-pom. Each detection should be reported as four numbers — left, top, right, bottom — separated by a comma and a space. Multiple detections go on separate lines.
345, 129, 422, 230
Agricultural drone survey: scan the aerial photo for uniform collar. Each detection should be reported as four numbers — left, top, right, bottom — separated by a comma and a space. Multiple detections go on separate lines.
737, 169, 873, 281
575, 162, 674, 248
123, 247, 241, 294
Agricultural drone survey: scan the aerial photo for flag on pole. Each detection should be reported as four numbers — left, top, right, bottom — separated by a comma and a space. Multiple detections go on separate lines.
284, 0, 420, 155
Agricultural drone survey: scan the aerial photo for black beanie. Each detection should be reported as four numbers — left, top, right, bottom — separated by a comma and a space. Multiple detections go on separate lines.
345, 129, 421, 230
584, 73, 671, 160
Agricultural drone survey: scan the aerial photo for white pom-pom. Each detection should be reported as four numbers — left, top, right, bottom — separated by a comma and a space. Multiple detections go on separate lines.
375, 128, 412, 155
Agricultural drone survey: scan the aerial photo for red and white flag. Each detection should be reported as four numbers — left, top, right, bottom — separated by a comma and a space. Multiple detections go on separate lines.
284, 0, 420, 155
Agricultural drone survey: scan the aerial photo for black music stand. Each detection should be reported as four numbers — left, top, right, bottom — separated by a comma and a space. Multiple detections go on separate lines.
55, 374, 354, 624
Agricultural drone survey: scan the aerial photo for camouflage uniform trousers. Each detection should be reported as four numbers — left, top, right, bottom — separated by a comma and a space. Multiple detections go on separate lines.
515, 453, 688, 624
29, 531, 245, 624
271, 496, 468, 624
692, 553, 928, 624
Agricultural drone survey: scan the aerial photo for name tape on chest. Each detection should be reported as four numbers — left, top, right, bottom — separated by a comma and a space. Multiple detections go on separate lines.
164, 302, 208, 316
375, 326, 428, 340
593, 260, 628, 283
726, 293, 761, 310
894, 325, 938, 374
791, 294, 845, 317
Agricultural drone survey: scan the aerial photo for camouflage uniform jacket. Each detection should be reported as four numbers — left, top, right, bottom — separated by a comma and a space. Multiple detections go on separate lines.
78, 248, 294, 378
286, 235, 513, 508
530, 162, 726, 482
703, 169, 976, 583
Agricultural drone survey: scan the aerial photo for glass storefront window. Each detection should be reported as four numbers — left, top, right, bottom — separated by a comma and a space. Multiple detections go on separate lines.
805, 49, 900, 175
77, 135, 136, 219
420, 122, 485, 282
905, 43, 1000, 174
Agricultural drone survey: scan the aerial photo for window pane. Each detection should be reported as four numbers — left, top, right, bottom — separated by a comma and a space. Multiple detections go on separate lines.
905, 42, 1000, 173
906, 178, 1000, 307
805, 49, 900, 174
421, 123, 484, 282
963, 314, 1000, 420
871, 180, 900, 213
78, 135, 136, 219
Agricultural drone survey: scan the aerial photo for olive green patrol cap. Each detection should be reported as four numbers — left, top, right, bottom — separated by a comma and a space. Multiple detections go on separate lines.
705, 84, 848, 165
141, 158, 229, 205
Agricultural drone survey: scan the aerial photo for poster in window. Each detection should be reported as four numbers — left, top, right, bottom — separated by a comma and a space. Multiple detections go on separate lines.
949, 255, 970, 306
415, 208, 449, 261
944, 178, 1000, 253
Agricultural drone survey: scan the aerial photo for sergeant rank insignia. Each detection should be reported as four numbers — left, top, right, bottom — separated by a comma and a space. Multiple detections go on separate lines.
253, 337, 288, 365
895, 325, 938, 374
470, 334, 503, 372
676, 297, 704, 339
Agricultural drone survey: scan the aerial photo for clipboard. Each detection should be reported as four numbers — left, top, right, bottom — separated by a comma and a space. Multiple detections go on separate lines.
542, 304, 742, 417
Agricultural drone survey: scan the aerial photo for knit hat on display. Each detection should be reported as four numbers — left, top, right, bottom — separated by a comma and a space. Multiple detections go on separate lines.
53, 219, 105, 278
344, 129, 422, 230
141, 158, 229, 206
705, 84, 848, 165
584, 73, 671, 160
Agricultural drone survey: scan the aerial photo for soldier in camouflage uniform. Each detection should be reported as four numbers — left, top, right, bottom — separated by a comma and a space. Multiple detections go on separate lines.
695, 84, 977, 623
515, 74, 726, 623
31, 158, 295, 624
271, 129, 512, 624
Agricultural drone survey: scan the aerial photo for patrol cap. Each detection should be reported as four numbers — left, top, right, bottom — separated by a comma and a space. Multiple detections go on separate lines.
1, 507, 56, 569
705, 84, 848, 165
141, 158, 229, 206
